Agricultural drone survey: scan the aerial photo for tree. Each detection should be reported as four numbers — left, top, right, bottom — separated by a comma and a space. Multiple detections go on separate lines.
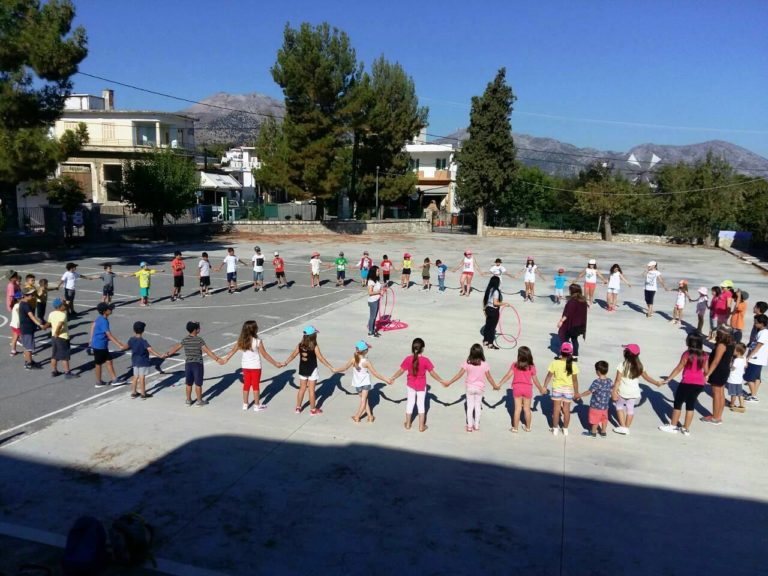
736, 176, 768, 244
27, 175, 86, 213
455, 68, 516, 235
0, 0, 88, 225
253, 116, 290, 200
271, 22, 362, 213
574, 161, 629, 241
110, 149, 198, 234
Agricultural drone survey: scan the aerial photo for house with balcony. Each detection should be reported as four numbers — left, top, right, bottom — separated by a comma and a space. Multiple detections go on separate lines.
47, 90, 196, 204
405, 136, 458, 215
220, 146, 261, 202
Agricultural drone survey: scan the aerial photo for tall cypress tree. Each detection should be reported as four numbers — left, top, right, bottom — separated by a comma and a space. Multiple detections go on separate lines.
455, 68, 516, 235
0, 0, 88, 227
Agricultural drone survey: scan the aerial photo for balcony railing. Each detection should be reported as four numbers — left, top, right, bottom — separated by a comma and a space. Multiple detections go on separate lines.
417, 169, 452, 182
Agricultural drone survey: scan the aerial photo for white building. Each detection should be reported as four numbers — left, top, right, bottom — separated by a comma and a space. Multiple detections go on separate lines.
220, 146, 261, 202
48, 89, 196, 204
404, 139, 458, 214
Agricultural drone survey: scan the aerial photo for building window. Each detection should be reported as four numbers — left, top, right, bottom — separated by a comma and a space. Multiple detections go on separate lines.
162, 129, 170, 146
135, 124, 156, 146
436, 158, 447, 170
410, 158, 420, 171
177, 128, 184, 147
104, 165, 123, 202
101, 123, 115, 143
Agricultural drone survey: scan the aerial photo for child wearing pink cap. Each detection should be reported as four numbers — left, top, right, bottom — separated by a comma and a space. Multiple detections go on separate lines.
444, 343, 497, 432
611, 344, 663, 435
453, 249, 480, 297
542, 342, 580, 436
400, 252, 413, 289
670, 280, 692, 325
514, 256, 545, 303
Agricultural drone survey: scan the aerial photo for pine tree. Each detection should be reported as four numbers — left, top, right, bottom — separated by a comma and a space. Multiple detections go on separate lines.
455, 68, 516, 236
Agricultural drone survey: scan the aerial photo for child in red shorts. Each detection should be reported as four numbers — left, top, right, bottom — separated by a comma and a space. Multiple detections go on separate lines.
222, 320, 282, 411
579, 360, 613, 437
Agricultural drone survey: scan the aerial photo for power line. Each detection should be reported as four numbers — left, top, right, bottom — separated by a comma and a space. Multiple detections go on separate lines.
518, 177, 764, 197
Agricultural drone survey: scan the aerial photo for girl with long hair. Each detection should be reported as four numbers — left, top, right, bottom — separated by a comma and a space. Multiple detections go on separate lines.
659, 333, 710, 436
482, 275, 511, 350
557, 284, 588, 359
515, 256, 546, 303
606, 263, 631, 312
366, 266, 383, 337
575, 259, 607, 306
702, 326, 735, 425
497, 345, 545, 432
611, 344, 662, 435
542, 342, 580, 436
282, 326, 335, 415
334, 340, 390, 423
389, 338, 445, 432
444, 343, 497, 432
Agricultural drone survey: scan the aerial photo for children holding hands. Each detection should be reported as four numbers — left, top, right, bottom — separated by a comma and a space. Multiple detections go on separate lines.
334, 340, 391, 423
443, 344, 497, 432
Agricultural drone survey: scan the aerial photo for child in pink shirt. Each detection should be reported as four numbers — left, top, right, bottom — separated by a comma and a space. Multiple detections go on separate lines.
445, 344, 497, 432
389, 338, 445, 432
497, 346, 544, 432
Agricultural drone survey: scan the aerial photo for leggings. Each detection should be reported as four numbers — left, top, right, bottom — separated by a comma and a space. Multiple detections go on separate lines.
615, 396, 637, 415
483, 307, 500, 344
406, 388, 426, 414
466, 389, 483, 428
673, 383, 704, 411
368, 300, 380, 334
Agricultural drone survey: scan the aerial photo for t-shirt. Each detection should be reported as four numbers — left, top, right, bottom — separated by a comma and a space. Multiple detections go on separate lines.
584, 268, 597, 284
645, 270, 661, 291
608, 272, 621, 290
489, 265, 506, 277
61, 271, 79, 290
367, 279, 381, 303
251, 254, 264, 272
486, 288, 500, 309
380, 260, 393, 273
99, 272, 116, 288
421, 263, 431, 278
198, 259, 211, 277
91, 315, 110, 349
241, 338, 262, 369
48, 309, 69, 340
749, 328, 768, 366
128, 336, 152, 367
731, 301, 747, 330
463, 360, 489, 391
511, 364, 537, 392
696, 296, 709, 316
402, 258, 412, 269
615, 361, 641, 399
680, 351, 709, 385
359, 256, 372, 271
712, 294, 728, 315
134, 269, 156, 289
400, 355, 435, 391
554, 274, 568, 290
171, 258, 185, 277
523, 265, 537, 282
335, 257, 347, 271
10, 303, 20, 329
462, 257, 474, 273
6, 281, 20, 311
310, 258, 322, 274
18, 301, 36, 334
589, 378, 613, 410
728, 357, 747, 385
181, 335, 206, 363
437, 264, 448, 278
273, 257, 285, 273
223, 255, 238, 273
547, 358, 579, 391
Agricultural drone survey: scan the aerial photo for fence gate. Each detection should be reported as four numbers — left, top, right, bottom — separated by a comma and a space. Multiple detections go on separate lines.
432, 210, 475, 234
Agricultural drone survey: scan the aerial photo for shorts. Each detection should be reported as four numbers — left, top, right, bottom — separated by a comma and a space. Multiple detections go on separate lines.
102, 285, 114, 297
253, 271, 264, 282
200, 276, 211, 287
512, 384, 533, 399
226, 272, 237, 283
709, 315, 717, 331
675, 304, 684, 310
243, 368, 262, 391
744, 363, 763, 383
554, 288, 564, 298
727, 382, 743, 397
356, 384, 373, 392
644, 290, 656, 305
383, 273, 390, 282
673, 382, 704, 411
276, 271, 285, 279
607, 287, 619, 294
51, 337, 71, 361
402, 268, 411, 275
299, 368, 319, 382
132, 366, 151, 377
584, 281, 597, 289
173, 276, 184, 288
588, 407, 609, 425
20, 333, 35, 351
461, 271, 474, 278
93, 348, 111, 366
551, 389, 574, 401
140, 287, 150, 298
615, 396, 638, 415
185, 361, 204, 386
361, 270, 369, 280
11, 327, 20, 337
337, 270, 346, 280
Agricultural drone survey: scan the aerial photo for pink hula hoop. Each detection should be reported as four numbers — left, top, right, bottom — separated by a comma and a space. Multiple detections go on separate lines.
497, 305, 521, 343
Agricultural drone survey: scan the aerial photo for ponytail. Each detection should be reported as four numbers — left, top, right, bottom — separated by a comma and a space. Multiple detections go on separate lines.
410, 338, 425, 376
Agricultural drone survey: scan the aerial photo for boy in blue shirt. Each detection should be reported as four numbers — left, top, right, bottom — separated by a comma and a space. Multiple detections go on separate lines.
89, 302, 126, 387
554, 268, 568, 304
436, 259, 448, 292
125, 321, 165, 399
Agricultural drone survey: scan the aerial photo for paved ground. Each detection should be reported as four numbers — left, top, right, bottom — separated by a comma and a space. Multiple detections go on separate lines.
1, 233, 767, 576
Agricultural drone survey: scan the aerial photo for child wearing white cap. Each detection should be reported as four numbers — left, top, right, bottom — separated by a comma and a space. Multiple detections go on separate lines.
575, 259, 607, 307
334, 340, 390, 422
281, 326, 335, 415
694, 287, 709, 334
133, 262, 164, 306
642, 261, 668, 318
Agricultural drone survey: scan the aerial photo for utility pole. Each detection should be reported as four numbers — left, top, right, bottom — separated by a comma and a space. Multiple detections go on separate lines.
375, 165, 379, 220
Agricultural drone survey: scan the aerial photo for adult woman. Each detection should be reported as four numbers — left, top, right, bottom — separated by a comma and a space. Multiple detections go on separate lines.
557, 284, 588, 359
366, 266, 383, 337
453, 249, 480, 297
703, 326, 735, 425
482, 276, 509, 349
643, 261, 669, 318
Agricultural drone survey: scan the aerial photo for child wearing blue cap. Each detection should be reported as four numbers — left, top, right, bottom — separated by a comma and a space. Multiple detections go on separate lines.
133, 262, 164, 306
48, 297, 78, 379
334, 340, 391, 422
281, 326, 335, 415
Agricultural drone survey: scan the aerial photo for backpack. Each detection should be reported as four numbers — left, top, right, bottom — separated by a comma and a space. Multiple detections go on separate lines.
61, 516, 109, 576
109, 513, 155, 567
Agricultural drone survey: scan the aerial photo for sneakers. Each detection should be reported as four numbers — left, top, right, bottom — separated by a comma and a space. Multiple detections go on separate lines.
51, 370, 62, 377
658, 424, 679, 434
253, 404, 267, 412
613, 426, 630, 435
583, 431, 597, 438
131, 392, 140, 399
746, 395, 760, 403
700, 416, 722, 425
195, 399, 209, 407
309, 408, 323, 416
466, 425, 474, 432
294, 406, 302, 414
64, 372, 79, 379
551, 427, 559, 436
562, 428, 569, 437
242, 403, 249, 411
24, 362, 42, 370
680, 428, 691, 436
140, 393, 153, 400
95, 381, 110, 388
185, 399, 194, 406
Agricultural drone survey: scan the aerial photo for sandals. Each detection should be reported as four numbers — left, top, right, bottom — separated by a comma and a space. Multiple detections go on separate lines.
351, 416, 361, 423
367, 416, 375, 423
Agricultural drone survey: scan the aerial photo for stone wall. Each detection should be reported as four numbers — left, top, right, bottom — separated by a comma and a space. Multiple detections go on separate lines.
231, 219, 431, 236
485, 226, 675, 244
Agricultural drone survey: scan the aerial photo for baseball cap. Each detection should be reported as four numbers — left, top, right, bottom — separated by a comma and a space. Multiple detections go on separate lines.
647, 261, 657, 267
560, 342, 574, 354
404, 252, 411, 258
96, 302, 114, 313
355, 340, 371, 352
303, 325, 317, 336
254, 246, 261, 251
558, 268, 565, 273
274, 251, 279, 256
133, 321, 146, 333
720, 279, 734, 288
311, 251, 320, 257
526, 255, 533, 260
186, 321, 200, 333
465, 249, 473, 255
139, 261, 147, 268
52, 297, 63, 308
623, 343, 641, 355
697, 287, 708, 296
588, 258, 596, 265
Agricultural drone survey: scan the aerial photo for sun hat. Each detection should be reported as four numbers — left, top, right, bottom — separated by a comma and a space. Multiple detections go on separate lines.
720, 279, 734, 288
527, 255, 533, 260
52, 297, 63, 308
623, 343, 641, 355
311, 251, 320, 257
588, 258, 596, 265
303, 326, 317, 336
558, 268, 565, 273
355, 340, 371, 352
133, 321, 146, 333
647, 260, 657, 267
697, 287, 708, 296
139, 261, 147, 268
560, 342, 574, 354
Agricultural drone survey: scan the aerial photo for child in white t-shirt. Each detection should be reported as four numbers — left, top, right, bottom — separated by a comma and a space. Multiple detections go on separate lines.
694, 287, 708, 334
728, 343, 747, 412
309, 251, 322, 288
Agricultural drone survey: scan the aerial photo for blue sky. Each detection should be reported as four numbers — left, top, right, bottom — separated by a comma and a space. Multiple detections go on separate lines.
71, 0, 768, 157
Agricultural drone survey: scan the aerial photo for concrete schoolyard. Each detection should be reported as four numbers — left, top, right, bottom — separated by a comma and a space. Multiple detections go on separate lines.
1, 234, 766, 576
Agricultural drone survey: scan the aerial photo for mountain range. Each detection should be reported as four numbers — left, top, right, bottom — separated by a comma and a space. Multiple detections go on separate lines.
182, 92, 768, 177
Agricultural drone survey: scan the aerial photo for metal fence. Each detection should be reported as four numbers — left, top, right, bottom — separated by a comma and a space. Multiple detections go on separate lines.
100, 204, 198, 229
17, 207, 46, 234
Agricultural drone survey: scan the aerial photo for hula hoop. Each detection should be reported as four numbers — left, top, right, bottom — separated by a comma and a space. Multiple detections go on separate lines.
497, 304, 521, 343
374, 287, 407, 332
